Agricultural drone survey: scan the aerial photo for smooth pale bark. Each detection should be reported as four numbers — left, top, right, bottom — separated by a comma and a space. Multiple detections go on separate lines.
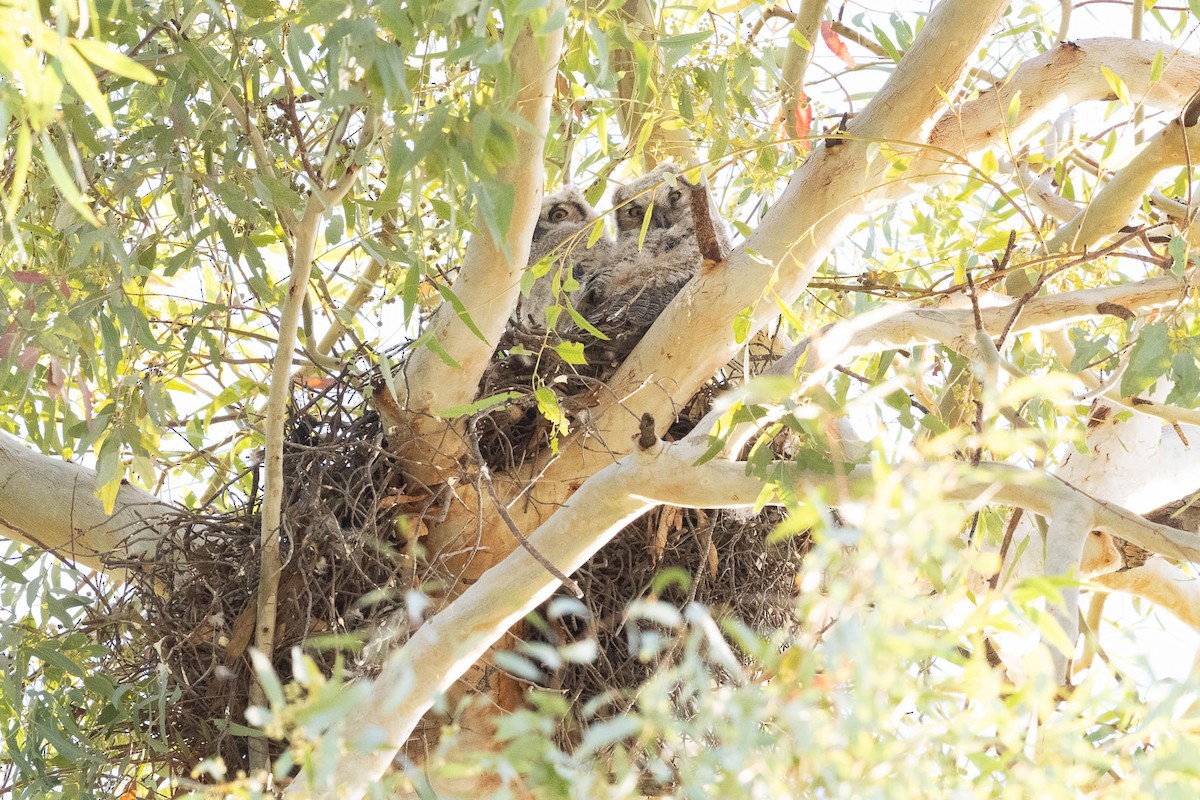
251, 193, 333, 772
1003, 399, 1200, 581
382, 8, 565, 482
925, 39, 1200, 171
596, 37, 1200, 456
689, 273, 1192, 458
0, 431, 172, 575
1016, 165, 1081, 222
782, 275, 1187, 389
595, 0, 1011, 451
1092, 556, 1200, 630
1047, 117, 1200, 253
995, 396, 1200, 676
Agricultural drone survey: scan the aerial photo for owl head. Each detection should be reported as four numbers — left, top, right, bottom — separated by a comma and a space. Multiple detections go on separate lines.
527, 186, 604, 269
611, 163, 696, 236
534, 186, 599, 238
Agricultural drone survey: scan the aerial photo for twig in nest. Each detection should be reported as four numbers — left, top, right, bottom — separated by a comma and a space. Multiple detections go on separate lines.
468, 415, 583, 597
689, 182, 726, 265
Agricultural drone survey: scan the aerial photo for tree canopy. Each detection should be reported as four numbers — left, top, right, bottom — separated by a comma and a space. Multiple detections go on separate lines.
5, 0, 1200, 797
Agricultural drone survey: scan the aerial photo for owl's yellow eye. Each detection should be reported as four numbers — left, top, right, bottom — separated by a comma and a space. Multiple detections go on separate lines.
668, 189, 682, 203
626, 206, 643, 218
549, 205, 570, 222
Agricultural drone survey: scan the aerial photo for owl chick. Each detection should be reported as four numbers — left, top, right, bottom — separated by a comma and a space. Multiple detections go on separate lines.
578, 164, 729, 376
515, 187, 614, 331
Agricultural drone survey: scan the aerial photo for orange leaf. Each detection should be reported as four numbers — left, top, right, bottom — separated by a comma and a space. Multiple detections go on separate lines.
820, 21, 857, 69
793, 91, 813, 152
297, 375, 337, 390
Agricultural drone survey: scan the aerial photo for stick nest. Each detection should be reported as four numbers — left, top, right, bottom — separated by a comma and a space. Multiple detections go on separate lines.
92, 327, 805, 774
100, 375, 436, 775
526, 505, 806, 717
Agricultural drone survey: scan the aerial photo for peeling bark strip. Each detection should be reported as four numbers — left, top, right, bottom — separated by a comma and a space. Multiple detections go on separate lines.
1096, 301, 1135, 320
689, 182, 725, 264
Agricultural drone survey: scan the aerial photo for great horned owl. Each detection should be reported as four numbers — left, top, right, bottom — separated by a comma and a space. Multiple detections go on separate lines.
515, 187, 614, 331
578, 164, 730, 376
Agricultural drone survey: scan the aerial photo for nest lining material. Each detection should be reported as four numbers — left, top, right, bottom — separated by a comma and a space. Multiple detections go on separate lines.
94, 325, 803, 774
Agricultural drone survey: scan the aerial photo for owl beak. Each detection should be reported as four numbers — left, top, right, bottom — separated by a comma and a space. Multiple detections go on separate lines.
651, 207, 673, 229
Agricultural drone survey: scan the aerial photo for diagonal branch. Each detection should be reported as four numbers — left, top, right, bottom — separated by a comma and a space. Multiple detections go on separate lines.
591, 0, 1011, 454
1047, 113, 1200, 254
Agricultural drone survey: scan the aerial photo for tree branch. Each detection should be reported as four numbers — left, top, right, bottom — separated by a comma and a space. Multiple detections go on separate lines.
779, 0, 825, 147
781, 273, 1186, 394
1047, 115, 1200, 253
0, 431, 173, 576
381, 7, 565, 483
249, 198, 324, 773
925, 38, 1200, 172
589, 0, 1010, 454
610, 0, 696, 168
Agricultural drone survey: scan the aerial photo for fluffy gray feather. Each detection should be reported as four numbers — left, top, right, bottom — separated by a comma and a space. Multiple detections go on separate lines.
516, 186, 614, 330
578, 164, 729, 376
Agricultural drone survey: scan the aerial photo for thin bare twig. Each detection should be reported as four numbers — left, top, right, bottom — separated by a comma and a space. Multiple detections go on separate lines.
467, 415, 583, 597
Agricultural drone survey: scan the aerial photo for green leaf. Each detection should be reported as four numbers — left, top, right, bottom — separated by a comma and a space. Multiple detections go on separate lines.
1100, 65, 1130, 105
249, 649, 286, 709
660, 31, 712, 68
434, 283, 488, 344
565, 302, 609, 340
732, 307, 753, 344
1120, 322, 1172, 397
1151, 49, 1165, 82
7, 122, 30, 222
419, 333, 462, 368
787, 28, 811, 50
554, 340, 587, 365
1068, 331, 1111, 374
534, 385, 569, 439
1169, 235, 1188, 274
93, 434, 122, 514
241, 0, 276, 18
1168, 352, 1200, 407
871, 24, 903, 62
39, 133, 99, 226
55, 44, 112, 126
70, 38, 158, 84
438, 391, 520, 418
1006, 91, 1021, 128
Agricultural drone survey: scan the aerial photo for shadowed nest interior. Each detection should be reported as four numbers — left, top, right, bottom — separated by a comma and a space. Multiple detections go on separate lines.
523, 505, 805, 714
92, 325, 806, 774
